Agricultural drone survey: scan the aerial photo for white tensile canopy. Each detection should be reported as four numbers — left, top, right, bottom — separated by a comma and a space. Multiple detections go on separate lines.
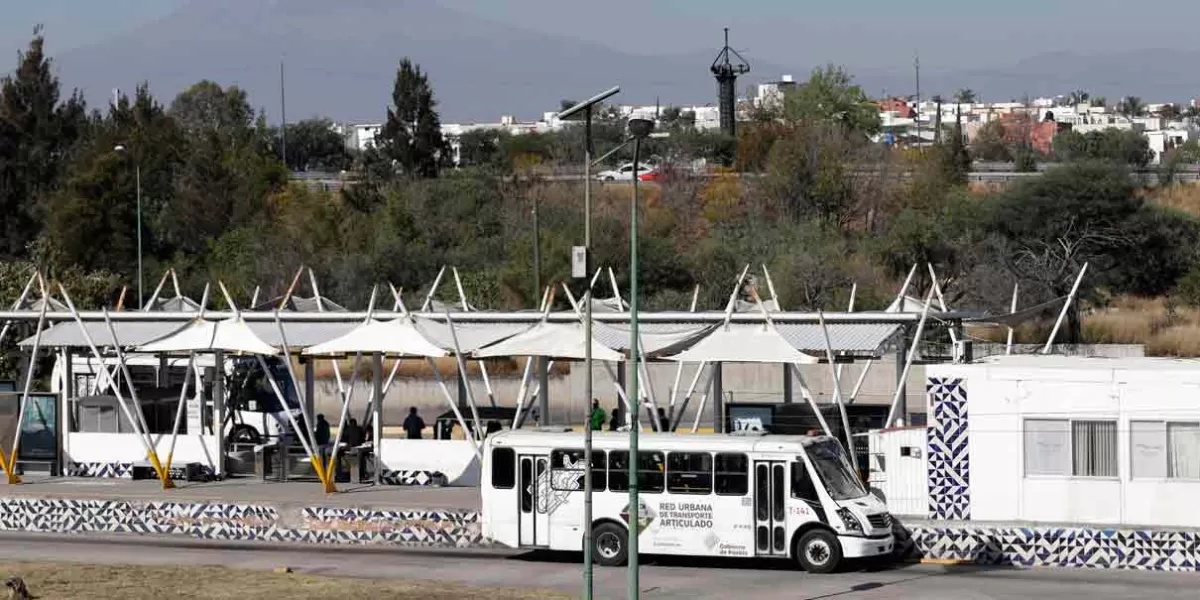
665, 323, 820, 364
303, 318, 448, 357
137, 318, 278, 355
474, 321, 625, 361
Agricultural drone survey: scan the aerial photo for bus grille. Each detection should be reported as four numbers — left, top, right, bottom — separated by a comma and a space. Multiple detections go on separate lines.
867, 513, 892, 529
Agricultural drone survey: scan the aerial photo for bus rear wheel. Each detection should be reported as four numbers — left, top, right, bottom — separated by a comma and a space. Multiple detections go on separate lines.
592, 523, 628, 567
796, 529, 842, 574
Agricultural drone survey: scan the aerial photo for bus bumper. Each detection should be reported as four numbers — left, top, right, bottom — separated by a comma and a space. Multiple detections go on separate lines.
838, 534, 894, 558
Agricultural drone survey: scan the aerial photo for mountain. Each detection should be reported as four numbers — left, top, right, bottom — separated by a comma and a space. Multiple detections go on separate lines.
56, 0, 790, 123
852, 49, 1200, 103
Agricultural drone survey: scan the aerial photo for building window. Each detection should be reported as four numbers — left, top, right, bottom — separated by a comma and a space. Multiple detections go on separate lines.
667, 452, 713, 495
491, 447, 515, 489
1023, 419, 1117, 477
1024, 419, 1070, 476
1131, 421, 1200, 479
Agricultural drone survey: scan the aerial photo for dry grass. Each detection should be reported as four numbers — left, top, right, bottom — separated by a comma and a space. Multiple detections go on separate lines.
1150, 182, 1200, 217
968, 295, 1200, 357
1082, 296, 1200, 357
0, 561, 567, 600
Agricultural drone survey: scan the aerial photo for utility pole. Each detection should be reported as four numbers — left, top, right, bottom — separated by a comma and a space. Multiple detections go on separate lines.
914, 53, 921, 151
280, 60, 288, 167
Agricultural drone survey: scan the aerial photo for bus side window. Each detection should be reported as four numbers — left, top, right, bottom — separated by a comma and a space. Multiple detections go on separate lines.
667, 452, 713, 494
491, 447, 515, 489
551, 449, 606, 491
640, 451, 665, 493
607, 450, 663, 493
609, 451, 628, 491
791, 461, 819, 502
715, 453, 748, 495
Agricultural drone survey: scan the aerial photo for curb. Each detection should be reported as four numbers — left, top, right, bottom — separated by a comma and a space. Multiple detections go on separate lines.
919, 558, 975, 566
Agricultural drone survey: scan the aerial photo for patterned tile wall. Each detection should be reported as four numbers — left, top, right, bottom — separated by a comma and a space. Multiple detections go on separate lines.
0, 497, 484, 548
926, 377, 970, 520
895, 522, 1200, 571
69, 462, 447, 487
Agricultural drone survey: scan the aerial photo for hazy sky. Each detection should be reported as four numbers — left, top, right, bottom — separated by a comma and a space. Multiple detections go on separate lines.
5, 0, 1200, 76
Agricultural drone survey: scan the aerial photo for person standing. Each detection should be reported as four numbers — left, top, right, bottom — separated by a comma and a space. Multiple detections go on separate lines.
314, 414, 331, 458
589, 399, 607, 431
657, 407, 671, 433
403, 406, 426, 440
609, 406, 622, 432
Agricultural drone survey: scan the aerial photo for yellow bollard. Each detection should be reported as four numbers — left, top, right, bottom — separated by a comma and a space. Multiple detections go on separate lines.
146, 450, 176, 490
0, 450, 21, 485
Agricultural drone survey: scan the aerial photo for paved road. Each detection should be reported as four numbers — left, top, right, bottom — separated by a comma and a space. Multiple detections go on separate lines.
0, 534, 1195, 599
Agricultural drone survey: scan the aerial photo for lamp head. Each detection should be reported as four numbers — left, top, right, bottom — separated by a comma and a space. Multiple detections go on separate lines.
627, 118, 655, 139
114, 144, 128, 153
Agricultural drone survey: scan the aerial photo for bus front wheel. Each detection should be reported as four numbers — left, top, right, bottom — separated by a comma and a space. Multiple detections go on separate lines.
796, 529, 842, 574
591, 523, 628, 567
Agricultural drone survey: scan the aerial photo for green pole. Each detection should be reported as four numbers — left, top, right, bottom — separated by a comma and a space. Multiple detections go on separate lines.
582, 109, 595, 600
627, 135, 642, 600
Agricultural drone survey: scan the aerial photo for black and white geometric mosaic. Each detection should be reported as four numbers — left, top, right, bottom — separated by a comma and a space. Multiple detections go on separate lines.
896, 522, 1200, 571
0, 497, 484, 548
926, 377, 970, 521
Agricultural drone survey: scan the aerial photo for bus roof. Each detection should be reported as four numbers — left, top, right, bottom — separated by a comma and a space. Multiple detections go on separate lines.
485, 430, 834, 454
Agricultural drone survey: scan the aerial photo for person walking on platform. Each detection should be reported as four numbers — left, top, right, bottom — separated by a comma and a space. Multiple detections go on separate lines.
589, 399, 607, 431
403, 406, 426, 439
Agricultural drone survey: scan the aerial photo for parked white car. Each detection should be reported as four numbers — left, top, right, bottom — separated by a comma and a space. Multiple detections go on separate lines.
595, 162, 655, 181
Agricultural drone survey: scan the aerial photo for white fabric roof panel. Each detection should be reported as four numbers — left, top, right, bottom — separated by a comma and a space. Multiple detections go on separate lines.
591, 322, 713, 356
138, 318, 278, 355
246, 321, 357, 348
414, 318, 529, 353
774, 323, 902, 355
20, 321, 187, 348
303, 318, 448, 357
474, 322, 624, 361
666, 324, 820, 364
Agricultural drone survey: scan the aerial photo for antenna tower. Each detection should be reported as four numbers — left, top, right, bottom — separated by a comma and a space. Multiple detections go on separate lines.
710, 28, 750, 137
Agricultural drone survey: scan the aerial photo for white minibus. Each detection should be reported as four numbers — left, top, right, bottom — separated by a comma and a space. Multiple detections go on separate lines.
481, 431, 894, 573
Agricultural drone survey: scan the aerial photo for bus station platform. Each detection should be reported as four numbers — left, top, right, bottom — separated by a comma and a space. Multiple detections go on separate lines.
0, 476, 486, 549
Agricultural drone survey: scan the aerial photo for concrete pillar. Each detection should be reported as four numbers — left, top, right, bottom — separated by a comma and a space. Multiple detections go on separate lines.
304, 358, 315, 428
895, 326, 909, 425
372, 353, 383, 485
61, 348, 72, 476
213, 349, 225, 478
782, 363, 793, 404
538, 357, 549, 426
712, 362, 724, 433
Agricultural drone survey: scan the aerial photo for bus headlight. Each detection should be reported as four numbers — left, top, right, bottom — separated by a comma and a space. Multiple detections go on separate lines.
837, 508, 864, 533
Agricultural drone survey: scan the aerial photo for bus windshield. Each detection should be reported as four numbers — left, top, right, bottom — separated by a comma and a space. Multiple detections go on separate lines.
806, 439, 867, 501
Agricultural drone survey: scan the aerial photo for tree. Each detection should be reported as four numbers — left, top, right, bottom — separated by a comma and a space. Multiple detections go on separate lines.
377, 58, 448, 178
274, 117, 351, 172
971, 120, 1012, 162
1118, 96, 1145, 118
782, 65, 881, 136
953, 89, 977, 104
1052, 129, 1153, 167
0, 29, 87, 259
455, 128, 502, 169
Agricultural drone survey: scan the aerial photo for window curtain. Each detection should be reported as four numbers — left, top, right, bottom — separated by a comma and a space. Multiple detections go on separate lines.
1168, 423, 1200, 479
1072, 420, 1117, 477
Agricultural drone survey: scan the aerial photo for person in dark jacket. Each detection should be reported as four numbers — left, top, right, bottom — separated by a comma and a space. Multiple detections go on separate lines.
403, 407, 426, 439
342, 418, 365, 447
314, 414, 331, 458
609, 407, 622, 431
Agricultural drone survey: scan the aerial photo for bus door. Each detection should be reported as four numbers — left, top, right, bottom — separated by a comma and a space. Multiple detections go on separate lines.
753, 460, 788, 556
518, 454, 550, 547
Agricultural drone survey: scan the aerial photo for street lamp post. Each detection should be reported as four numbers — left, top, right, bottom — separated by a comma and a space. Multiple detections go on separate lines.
625, 116, 655, 600
555, 85, 620, 600
114, 145, 143, 309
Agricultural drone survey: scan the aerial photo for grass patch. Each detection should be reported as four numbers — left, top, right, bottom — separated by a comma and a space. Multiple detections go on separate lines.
0, 561, 568, 600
